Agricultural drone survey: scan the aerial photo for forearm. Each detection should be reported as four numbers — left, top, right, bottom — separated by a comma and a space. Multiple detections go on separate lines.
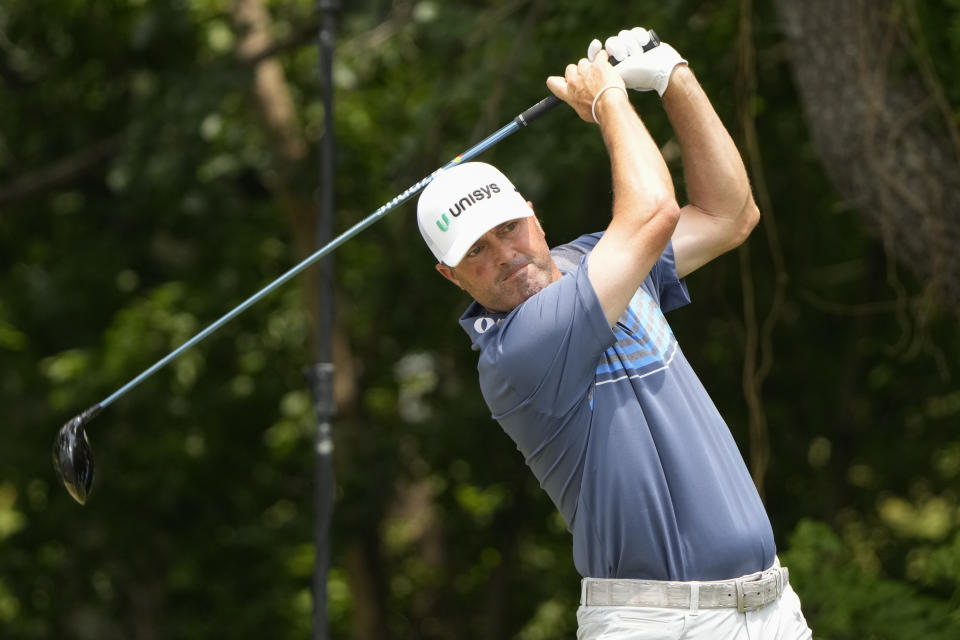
588, 90, 681, 323
594, 90, 676, 226
546, 50, 680, 324
663, 66, 755, 222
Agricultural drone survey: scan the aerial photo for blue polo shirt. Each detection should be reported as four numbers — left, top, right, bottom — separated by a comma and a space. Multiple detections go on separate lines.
458, 233, 775, 581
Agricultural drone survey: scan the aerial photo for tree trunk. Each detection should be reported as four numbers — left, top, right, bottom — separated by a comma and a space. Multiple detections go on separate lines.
773, 0, 960, 310
231, 0, 357, 410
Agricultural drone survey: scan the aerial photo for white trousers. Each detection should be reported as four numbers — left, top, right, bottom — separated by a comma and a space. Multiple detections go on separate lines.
576, 582, 812, 640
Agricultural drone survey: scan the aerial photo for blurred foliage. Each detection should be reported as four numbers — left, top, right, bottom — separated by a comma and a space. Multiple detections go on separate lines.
1, 0, 959, 638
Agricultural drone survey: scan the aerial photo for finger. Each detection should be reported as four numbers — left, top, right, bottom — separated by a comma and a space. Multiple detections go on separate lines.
564, 63, 578, 83
577, 57, 591, 74
631, 26, 651, 48
547, 75, 592, 122
587, 38, 602, 62
546, 75, 567, 98
605, 35, 627, 62
619, 29, 641, 57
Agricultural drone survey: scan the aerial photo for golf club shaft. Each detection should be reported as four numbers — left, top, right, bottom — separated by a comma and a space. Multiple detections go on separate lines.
94, 32, 663, 411
96, 95, 561, 410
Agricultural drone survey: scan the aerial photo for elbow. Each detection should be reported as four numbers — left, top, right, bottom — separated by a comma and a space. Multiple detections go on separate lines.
730, 195, 760, 249
611, 189, 681, 244
663, 197, 683, 231
643, 184, 681, 224
651, 195, 682, 240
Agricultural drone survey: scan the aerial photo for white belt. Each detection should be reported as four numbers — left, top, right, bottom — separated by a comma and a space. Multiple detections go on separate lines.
580, 565, 789, 613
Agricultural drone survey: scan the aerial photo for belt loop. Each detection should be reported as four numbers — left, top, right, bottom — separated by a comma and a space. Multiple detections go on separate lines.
736, 580, 746, 613
580, 579, 588, 606
688, 582, 700, 616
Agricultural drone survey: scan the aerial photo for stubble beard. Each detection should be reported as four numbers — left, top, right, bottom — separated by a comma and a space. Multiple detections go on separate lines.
492, 255, 556, 312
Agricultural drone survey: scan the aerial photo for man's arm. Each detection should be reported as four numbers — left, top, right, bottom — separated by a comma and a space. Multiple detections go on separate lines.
663, 66, 760, 278
546, 52, 681, 326
594, 28, 759, 279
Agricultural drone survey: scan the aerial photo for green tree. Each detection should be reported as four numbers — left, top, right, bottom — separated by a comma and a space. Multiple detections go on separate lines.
1, 1, 959, 638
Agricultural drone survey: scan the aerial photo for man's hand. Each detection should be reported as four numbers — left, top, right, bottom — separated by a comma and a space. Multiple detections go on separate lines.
587, 27, 687, 97
546, 50, 628, 124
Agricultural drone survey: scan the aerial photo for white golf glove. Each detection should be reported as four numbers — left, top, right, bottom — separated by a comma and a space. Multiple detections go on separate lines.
587, 27, 687, 97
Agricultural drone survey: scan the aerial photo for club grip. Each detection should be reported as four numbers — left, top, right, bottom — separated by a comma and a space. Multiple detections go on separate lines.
512, 30, 661, 128
643, 30, 661, 52
515, 95, 562, 126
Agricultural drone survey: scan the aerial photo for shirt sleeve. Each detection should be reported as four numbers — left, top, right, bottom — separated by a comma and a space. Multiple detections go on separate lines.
477, 256, 616, 419
650, 241, 691, 313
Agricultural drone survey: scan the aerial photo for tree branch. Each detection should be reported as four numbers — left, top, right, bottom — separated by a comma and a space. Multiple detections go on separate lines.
0, 134, 123, 206
737, 0, 790, 499
238, 18, 321, 67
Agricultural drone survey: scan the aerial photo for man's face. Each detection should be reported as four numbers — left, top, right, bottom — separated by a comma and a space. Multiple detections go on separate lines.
436, 212, 560, 313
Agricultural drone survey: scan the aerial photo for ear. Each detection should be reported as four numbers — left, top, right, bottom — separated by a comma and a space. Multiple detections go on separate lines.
532, 216, 546, 237
524, 201, 545, 236
435, 263, 462, 289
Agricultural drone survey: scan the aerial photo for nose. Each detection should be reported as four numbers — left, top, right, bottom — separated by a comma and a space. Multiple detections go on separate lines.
489, 237, 516, 266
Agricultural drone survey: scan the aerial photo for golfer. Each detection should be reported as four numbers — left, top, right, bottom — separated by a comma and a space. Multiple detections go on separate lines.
417, 27, 812, 639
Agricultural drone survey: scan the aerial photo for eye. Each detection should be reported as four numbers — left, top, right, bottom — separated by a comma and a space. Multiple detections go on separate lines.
466, 243, 484, 258
501, 221, 519, 235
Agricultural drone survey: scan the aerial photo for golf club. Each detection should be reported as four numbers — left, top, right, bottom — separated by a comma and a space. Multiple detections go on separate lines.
52, 33, 661, 504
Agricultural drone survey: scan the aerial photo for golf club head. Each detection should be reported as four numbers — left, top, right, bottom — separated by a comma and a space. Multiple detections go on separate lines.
52, 406, 100, 505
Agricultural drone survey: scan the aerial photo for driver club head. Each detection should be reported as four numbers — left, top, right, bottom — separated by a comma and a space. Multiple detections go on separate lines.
52, 406, 101, 505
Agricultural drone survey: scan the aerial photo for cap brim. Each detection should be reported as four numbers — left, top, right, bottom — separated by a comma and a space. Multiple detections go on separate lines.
441, 207, 534, 267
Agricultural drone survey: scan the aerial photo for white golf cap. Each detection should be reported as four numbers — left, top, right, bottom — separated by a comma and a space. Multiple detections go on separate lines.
417, 162, 533, 267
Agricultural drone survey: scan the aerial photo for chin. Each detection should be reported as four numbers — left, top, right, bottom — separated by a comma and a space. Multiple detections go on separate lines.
485, 271, 551, 312
510, 282, 546, 308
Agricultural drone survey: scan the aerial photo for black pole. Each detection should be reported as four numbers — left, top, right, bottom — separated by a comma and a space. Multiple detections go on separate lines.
307, 2, 338, 639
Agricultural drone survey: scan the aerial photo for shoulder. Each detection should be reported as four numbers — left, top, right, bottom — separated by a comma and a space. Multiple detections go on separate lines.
551, 232, 603, 271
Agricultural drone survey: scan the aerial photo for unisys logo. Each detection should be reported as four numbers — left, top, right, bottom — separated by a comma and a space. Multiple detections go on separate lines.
435, 183, 502, 232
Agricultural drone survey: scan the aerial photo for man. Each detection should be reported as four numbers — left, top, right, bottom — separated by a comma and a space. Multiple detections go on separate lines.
417, 27, 812, 639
